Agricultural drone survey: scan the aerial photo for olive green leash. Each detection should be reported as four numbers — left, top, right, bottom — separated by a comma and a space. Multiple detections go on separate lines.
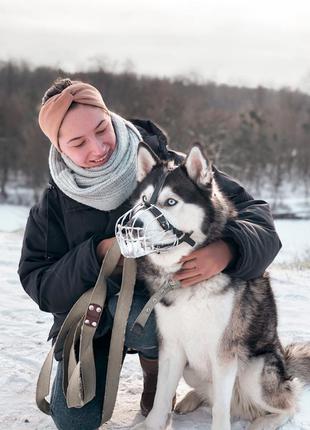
36, 240, 136, 425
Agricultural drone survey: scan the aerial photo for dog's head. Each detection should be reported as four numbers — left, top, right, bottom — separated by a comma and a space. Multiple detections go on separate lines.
117, 142, 233, 267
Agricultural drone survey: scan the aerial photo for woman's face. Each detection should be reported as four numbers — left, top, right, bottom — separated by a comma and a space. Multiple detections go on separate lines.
58, 104, 116, 168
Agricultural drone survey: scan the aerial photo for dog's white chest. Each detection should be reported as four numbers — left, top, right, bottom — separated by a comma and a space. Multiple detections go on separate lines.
155, 274, 234, 370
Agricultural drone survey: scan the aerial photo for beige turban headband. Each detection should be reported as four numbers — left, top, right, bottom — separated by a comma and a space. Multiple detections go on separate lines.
38, 81, 108, 150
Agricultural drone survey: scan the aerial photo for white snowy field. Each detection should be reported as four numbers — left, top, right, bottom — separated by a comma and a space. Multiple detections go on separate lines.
0, 205, 310, 430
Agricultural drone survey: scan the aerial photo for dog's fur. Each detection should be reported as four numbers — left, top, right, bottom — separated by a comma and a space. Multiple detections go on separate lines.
131, 143, 310, 430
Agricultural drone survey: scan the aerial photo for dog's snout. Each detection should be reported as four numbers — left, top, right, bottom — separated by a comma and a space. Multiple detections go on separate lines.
128, 218, 144, 229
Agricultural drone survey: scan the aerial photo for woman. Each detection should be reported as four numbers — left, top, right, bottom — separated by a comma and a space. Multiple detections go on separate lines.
18, 78, 281, 430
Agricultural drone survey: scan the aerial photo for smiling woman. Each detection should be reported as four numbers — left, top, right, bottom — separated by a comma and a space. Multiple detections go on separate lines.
39, 79, 141, 212
58, 105, 116, 168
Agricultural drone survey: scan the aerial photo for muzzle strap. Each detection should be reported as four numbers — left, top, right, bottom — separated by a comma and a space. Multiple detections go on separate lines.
175, 230, 196, 247
146, 205, 171, 231
149, 170, 170, 205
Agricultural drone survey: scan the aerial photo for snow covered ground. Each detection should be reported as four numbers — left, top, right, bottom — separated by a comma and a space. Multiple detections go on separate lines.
0, 205, 309, 430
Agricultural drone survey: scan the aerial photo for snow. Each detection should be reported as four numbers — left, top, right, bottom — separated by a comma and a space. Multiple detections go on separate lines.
0, 205, 309, 430
0, 205, 30, 233
274, 220, 310, 264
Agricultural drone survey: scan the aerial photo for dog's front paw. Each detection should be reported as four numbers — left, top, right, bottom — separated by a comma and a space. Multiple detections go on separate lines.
175, 390, 204, 414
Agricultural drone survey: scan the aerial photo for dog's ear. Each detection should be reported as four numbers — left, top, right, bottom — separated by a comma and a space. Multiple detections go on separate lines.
185, 144, 213, 187
137, 142, 161, 182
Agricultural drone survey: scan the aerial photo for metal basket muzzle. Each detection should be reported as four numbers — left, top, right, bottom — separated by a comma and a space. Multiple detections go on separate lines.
115, 203, 180, 258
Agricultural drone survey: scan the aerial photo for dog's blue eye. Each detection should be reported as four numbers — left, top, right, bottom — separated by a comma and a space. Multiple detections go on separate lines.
166, 198, 177, 206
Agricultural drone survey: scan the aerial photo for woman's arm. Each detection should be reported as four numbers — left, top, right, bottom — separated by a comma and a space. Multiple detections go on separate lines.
214, 166, 281, 279
18, 187, 104, 314
174, 166, 281, 286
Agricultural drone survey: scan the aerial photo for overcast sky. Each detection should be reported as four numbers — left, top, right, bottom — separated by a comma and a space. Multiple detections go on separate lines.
1, 0, 310, 91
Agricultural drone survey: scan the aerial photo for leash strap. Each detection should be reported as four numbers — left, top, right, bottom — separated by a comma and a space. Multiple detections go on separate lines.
36, 240, 137, 427
131, 279, 180, 335
102, 256, 136, 422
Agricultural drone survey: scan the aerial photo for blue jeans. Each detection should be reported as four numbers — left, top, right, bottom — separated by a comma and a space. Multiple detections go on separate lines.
50, 285, 158, 430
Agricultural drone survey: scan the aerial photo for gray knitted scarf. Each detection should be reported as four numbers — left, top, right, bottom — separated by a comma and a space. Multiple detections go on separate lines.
49, 112, 142, 211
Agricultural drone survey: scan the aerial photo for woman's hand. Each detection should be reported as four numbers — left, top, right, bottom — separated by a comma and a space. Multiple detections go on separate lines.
173, 240, 234, 288
96, 237, 124, 267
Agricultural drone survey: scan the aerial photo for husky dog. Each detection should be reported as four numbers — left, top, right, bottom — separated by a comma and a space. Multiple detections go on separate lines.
123, 143, 310, 430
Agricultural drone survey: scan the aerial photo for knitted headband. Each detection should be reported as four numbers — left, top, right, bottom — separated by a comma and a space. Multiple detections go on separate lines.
38, 81, 108, 150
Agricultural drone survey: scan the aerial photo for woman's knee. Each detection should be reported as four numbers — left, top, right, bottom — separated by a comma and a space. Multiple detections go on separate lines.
108, 294, 159, 355
125, 308, 159, 358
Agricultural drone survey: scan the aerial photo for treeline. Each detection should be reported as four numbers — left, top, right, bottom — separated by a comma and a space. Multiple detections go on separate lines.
0, 60, 310, 202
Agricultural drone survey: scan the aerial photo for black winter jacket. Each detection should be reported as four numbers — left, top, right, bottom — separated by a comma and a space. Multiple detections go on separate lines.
18, 119, 281, 342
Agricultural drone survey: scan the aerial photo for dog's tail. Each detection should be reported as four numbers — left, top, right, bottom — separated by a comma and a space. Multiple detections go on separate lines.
284, 342, 310, 385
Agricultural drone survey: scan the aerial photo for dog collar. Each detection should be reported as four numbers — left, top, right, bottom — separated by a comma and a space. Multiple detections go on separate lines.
130, 278, 181, 335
